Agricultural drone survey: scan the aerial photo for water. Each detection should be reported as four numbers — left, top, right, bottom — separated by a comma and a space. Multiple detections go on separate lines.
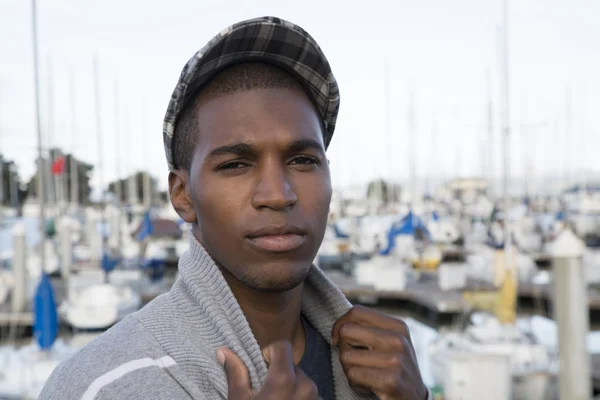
405, 314, 600, 388
516, 314, 600, 352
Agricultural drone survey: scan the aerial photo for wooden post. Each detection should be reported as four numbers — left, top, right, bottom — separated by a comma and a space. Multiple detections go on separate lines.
11, 222, 27, 313
551, 228, 591, 400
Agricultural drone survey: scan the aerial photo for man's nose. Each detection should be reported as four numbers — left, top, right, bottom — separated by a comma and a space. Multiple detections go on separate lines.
251, 162, 298, 211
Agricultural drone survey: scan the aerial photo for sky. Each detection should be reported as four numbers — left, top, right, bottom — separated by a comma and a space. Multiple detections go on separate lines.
1, 0, 599, 195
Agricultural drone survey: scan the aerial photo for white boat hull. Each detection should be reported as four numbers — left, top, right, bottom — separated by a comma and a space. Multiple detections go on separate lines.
429, 315, 553, 400
60, 283, 141, 330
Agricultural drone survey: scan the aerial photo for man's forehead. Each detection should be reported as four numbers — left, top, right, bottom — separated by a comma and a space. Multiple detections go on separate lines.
193, 88, 325, 153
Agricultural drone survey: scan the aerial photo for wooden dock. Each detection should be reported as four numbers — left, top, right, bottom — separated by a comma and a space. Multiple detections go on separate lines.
517, 282, 600, 330
0, 311, 33, 325
327, 271, 600, 331
3, 271, 600, 338
0, 272, 180, 339
0, 278, 66, 341
328, 272, 496, 329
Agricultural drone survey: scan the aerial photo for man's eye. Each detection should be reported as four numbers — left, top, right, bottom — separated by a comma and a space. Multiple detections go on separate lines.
290, 156, 319, 166
217, 161, 248, 170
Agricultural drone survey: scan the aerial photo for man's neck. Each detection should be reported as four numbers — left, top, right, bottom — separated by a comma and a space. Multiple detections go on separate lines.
219, 267, 306, 364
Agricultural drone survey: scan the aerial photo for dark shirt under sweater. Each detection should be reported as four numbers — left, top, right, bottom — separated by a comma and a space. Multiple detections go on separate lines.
299, 315, 335, 400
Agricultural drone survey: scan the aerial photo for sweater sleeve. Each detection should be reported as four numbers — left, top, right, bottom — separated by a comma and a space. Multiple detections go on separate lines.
38, 315, 200, 400
39, 357, 193, 400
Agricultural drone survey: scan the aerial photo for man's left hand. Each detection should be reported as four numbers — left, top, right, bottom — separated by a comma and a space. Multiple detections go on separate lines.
332, 306, 427, 400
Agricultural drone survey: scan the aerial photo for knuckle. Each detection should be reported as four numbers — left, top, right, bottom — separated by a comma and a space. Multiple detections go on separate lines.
386, 353, 403, 368
346, 366, 360, 381
351, 305, 368, 316
389, 333, 406, 350
345, 307, 359, 320
395, 319, 410, 336
271, 370, 294, 388
339, 350, 353, 364
339, 323, 353, 337
297, 379, 319, 399
381, 373, 401, 393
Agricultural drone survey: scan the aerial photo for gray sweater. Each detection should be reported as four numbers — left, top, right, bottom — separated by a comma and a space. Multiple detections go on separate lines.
39, 235, 375, 399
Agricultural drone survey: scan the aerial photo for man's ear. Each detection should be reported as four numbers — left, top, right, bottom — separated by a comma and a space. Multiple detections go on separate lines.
168, 170, 197, 224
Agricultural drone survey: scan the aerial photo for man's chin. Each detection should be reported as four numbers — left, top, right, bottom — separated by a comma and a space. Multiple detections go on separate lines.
238, 263, 312, 293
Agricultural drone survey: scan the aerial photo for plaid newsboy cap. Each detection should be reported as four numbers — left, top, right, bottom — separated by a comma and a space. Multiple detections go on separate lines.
162, 16, 340, 170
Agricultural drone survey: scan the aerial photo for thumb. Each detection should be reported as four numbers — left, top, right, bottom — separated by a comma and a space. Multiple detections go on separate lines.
262, 340, 295, 375
217, 347, 252, 398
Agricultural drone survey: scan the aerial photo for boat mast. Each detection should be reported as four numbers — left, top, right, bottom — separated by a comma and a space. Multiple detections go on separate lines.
486, 69, 494, 190
69, 68, 79, 208
384, 58, 391, 207
142, 100, 151, 210
125, 105, 137, 207
93, 55, 107, 256
428, 109, 438, 197
31, 0, 46, 272
500, 0, 512, 272
114, 81, 123, 252
564, 84, 572, 192
408, 87, 417, 207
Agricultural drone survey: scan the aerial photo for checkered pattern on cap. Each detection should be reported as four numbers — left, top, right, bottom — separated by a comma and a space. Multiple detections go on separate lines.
163, 16, 340, 170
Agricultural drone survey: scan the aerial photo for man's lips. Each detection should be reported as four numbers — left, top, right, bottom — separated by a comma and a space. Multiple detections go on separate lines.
247, 234, 306, 253
246, 225, 307, 253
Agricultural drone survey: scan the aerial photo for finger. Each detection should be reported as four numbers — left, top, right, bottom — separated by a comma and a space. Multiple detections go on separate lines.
332, 306, 410, 346
340, 349, 406, 370
337, 323, 409, 352
263, 340, 296, 388
293, 366, 320, 399
217, 347, 252, 398
346, 367, 403, 398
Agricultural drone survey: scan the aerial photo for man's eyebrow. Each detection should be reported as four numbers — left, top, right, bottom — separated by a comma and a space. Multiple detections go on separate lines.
288, 139, 325, 154
206, 139, 325, 158
207, 143, 254, 158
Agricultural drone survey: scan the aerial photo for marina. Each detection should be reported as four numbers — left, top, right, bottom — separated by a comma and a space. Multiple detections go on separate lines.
5, 271, 600, 333
1, 0, 599, 398
3, 197, 600, 399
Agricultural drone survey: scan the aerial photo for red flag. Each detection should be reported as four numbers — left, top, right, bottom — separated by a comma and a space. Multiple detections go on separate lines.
51, 156, 65, 176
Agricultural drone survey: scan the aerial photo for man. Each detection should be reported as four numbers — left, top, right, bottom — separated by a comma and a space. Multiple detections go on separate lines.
40, 16, 428, 400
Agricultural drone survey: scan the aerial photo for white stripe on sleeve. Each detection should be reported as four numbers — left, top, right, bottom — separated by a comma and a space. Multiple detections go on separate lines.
81, 356, 176, 400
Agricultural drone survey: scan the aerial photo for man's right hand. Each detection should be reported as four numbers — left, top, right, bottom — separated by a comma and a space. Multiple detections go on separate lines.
217, 340, 320, 399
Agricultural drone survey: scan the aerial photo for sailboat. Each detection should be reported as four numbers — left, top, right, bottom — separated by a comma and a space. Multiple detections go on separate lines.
0, 3, 80, 397
352, 210, 436, 291
384, 210, 442, 271
59, 279, 141, 330
428, 2, 554, 399
428, 274, 554, 399
58, 67, 142, 331
431, 212, 553, 400
0, 273, 77, 398
58, 211, 142, 331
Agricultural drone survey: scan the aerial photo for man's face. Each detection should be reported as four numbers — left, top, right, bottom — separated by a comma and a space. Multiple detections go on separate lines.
172, 87, 332, 292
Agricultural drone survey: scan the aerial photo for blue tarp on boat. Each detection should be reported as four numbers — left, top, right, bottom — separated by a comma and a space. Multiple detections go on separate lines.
333, 223, 350, 239
34, 273, 58, 350
380, 211, 430, 256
